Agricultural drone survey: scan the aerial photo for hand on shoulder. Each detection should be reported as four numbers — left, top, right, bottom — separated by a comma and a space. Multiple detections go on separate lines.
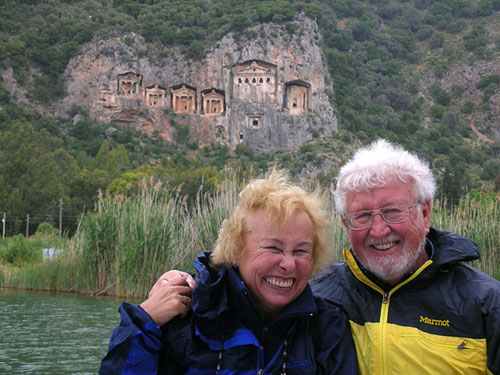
140, 270, 196, 326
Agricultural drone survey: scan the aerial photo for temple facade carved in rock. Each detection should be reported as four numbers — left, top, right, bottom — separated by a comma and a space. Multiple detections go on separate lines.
284, 80, 311, 115
96, 60, 317, 149
117, 72, 142, 96
57, 15, 337, 153
104, 59, 311, 119
232, 60, 277, 104
145, 84, 166, 108
201, 88, 225, 115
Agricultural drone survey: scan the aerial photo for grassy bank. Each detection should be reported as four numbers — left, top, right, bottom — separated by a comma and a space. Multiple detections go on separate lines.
431, 193, 500, 279
1, 178, 499, 298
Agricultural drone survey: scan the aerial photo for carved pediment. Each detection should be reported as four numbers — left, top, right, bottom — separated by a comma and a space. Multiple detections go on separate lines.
201, 88, 225, 114
171, 83, 197, 113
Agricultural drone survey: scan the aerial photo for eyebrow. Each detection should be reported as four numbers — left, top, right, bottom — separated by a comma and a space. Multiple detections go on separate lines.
261, 238, 313, 247
260, 238, 284, 245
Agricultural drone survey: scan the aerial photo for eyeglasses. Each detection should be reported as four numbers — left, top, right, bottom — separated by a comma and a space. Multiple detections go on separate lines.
343, 203, 419, 231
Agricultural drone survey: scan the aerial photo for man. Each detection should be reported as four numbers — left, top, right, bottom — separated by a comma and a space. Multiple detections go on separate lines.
310, 139, 500, 375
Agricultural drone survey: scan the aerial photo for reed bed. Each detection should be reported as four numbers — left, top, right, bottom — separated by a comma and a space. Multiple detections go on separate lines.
1, 175, 498, 297
431, 194, 500, 280
70, 177, 238, 297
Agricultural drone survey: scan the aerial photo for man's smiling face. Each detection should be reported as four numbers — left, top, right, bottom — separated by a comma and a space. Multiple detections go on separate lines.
343, 178, 431, 286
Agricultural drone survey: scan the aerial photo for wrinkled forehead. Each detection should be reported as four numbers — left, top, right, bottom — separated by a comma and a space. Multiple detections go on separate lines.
343, 177, 417, 205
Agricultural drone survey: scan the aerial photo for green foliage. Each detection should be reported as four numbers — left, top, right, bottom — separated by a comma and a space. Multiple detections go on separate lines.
429, 33, 444, 49
442, 109, 460, 129
36, 222, 59, 236
482, 83, 498, 102
94, 141, 130, 180
324, 31, 354, 52
351, 15, 379, 42
2, 176, 499, 294
72, 176, 236, 296
186, 40, 204, 59
0, 235, 43, 266
432, 193, 500, 279
436, 91, 451, 106
477, 74, 500, 89
173, 124, 190, 146
461, 100, 475, 114
463, 26, 488, 52
0, 0, 499, 241
0, 122, 60, 215
430, 105, 445, 119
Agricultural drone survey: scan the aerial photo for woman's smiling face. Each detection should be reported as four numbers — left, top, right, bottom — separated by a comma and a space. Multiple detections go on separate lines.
236, 209, 314, 320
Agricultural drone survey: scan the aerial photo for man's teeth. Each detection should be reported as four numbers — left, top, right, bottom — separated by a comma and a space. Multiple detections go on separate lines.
373, 241, 397, 250
264, 277, 293, 288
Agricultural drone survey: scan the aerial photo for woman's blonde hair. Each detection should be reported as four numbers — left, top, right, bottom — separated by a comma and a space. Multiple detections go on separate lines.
211, 169, 333, 275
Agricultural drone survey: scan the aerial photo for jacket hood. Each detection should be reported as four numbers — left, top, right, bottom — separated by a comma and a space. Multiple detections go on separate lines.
191, 251, 229, 319
427, 227, 479, 266
191, 251, 318, 323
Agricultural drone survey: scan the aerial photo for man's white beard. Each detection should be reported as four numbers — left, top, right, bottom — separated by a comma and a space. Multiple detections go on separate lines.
361, 236, 426, 285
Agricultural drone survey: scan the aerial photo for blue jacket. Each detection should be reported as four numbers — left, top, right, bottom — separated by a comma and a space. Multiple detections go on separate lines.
100, 251, 358, 374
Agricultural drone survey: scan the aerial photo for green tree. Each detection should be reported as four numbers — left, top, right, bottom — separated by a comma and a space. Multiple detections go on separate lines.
69, 168, 111, 213
108, 165, 153, 195
483, 83, 498, 102
94, 141, 130, 180
0, 122, 59, 214
461, 101, 475, 114
26, 150, 78, 215
437, 160, 473, 205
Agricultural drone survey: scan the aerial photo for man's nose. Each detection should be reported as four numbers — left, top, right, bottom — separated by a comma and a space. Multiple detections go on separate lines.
369, 213, 391, 237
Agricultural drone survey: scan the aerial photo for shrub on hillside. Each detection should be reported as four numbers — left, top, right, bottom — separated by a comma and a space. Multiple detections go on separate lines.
0, 235, 43, 266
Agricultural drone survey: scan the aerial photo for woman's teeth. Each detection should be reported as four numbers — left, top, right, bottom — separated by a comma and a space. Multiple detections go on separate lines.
264, 277, 293, 288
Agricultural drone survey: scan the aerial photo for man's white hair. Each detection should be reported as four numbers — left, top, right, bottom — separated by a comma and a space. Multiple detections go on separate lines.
335, 139, 436, 214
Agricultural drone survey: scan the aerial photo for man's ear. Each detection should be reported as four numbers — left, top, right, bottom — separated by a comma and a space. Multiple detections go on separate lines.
341, 216, 350, 231
421, 201, 432, 231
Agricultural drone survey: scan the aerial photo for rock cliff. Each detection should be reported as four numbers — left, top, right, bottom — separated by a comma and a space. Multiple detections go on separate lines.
54, 15, 337, 153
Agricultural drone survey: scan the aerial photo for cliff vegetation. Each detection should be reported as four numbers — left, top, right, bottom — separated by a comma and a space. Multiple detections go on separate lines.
0, 0, 500, 237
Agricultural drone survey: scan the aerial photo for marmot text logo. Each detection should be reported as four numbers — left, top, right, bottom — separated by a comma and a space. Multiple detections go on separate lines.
419, 316, 450, 327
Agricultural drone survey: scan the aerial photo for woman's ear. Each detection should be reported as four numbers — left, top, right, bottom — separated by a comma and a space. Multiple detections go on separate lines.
230, 254, 238, 267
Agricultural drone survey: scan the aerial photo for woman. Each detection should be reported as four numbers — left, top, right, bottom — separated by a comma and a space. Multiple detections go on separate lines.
99, 170, 358, 374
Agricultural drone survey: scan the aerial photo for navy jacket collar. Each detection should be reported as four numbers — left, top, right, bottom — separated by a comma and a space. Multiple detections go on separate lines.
191, 251, 317, 333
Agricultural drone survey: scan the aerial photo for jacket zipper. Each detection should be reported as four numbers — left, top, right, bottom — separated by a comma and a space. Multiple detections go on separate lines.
380, 292, 390, 375
399, 335, 475, 351
378, 262, 433, 375
344, 249, 434, 375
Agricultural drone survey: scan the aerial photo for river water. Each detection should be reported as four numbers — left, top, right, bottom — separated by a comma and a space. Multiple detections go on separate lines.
0, 289, 135, 375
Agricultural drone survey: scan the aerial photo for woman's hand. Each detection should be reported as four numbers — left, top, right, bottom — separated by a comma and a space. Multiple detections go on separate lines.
140, 270, 196, 326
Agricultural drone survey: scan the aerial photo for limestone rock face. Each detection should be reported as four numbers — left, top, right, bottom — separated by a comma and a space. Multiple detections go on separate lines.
54, 15, 337, 153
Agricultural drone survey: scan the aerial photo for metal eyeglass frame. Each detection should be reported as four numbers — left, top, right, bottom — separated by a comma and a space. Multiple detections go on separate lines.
343, 203, 419, 231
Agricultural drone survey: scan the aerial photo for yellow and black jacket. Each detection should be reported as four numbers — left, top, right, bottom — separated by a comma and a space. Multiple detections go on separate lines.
311, 227, 500, 375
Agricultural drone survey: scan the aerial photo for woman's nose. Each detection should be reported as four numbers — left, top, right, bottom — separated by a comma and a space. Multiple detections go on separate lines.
279, 252, 296, 270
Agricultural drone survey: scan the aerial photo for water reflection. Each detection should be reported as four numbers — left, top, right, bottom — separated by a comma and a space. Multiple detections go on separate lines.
0, 289, 132, 375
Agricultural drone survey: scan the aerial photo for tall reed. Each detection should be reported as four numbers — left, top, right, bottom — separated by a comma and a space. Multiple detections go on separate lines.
65, 174, 243, 297
1, 174, 498, 297
431, 194, 500, 280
